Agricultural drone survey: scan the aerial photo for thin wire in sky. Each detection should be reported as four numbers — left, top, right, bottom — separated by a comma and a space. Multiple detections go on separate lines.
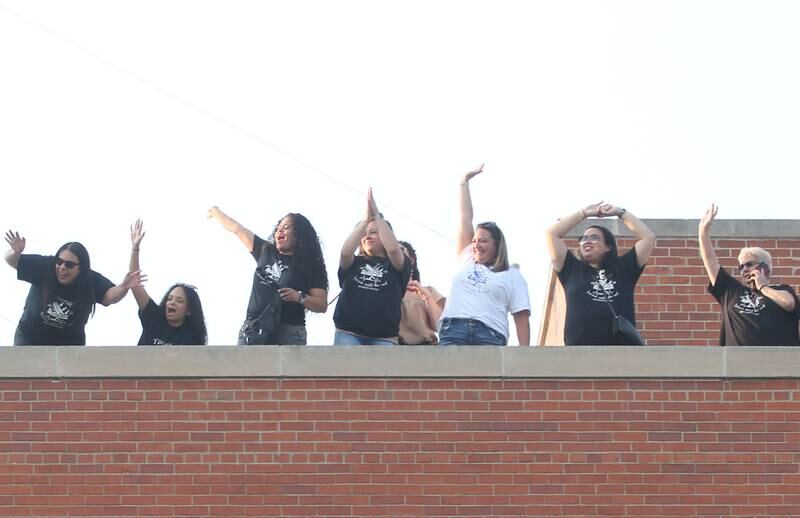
0, 4, 454, 243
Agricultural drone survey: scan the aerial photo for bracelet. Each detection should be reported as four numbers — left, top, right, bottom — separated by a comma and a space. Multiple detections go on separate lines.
617, 208, 627, 218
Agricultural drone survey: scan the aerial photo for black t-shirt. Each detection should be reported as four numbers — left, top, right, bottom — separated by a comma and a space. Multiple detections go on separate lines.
708, 268, 800, 346
556, 248, 644, 345
137, 298, 200, 346
16, 254, 114, 345
245, 235, 328, 326
333, 254, 411, 338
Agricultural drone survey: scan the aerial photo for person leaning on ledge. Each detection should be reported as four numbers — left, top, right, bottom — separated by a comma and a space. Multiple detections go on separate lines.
699, 204, 800, 346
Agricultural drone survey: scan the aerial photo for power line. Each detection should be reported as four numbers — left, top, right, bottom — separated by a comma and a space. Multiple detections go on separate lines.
0, 4, 453, 243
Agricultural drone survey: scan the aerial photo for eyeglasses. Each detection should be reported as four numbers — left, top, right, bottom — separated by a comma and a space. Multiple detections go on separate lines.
578, 234, 603, 244
737, 260, 765, 272
55, 258, 80, 269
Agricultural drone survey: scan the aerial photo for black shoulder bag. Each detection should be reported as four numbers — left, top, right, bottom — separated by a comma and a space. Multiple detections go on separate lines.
240, 265, 292, 345
604, 291, 645, 346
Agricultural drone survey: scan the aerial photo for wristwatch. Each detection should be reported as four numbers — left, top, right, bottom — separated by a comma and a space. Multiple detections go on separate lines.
298, 291, 307, 305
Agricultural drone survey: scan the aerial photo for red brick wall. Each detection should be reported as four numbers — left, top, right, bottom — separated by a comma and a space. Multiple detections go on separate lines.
562, 237, 800, 346
3, 378, 800, 517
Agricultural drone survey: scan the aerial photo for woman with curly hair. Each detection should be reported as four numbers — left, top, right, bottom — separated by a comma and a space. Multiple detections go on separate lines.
129, 220, 208, 345
4, 229, 141, 345
208, 206, 329, 345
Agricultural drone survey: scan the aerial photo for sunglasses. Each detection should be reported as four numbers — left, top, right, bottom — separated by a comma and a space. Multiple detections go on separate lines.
578, 234, 603, 244
737, 260, 766, 272
55, 258, 80, 270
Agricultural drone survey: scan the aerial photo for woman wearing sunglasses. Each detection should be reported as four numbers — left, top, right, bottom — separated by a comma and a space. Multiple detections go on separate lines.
438, 165, 531, 346
699, 204, 799, 346
208, 206, 329, 345
4, 230, 141, 345
129, 220, 208, 345
545, 202, 655, 345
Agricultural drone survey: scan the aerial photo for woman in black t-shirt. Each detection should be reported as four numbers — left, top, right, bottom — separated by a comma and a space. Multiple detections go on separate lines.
4, 229, 142, 345
208, 206, 329, 345
544, 203, 656, 345
332, 188, 411, 345
129, 220, 208, 345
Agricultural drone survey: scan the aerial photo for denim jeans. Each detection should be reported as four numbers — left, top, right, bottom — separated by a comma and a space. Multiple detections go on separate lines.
333, 330, 398, 346
438, 318, 507, 346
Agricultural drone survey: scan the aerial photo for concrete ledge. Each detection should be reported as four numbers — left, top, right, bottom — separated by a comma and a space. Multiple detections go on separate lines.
567, 219, 800, 238
1, 346, 799, 378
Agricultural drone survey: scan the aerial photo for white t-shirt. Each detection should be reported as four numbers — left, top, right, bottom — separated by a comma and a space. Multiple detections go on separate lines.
439, 248, 530, 339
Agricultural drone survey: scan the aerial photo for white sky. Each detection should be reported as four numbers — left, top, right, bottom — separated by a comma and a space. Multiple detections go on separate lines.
1, 1, 798, 346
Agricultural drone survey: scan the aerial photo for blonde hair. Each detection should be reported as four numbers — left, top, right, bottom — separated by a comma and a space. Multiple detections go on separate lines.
476, 222, 509, 272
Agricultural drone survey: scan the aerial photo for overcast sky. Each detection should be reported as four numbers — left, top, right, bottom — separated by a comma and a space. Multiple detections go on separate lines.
1, 1, 798, 345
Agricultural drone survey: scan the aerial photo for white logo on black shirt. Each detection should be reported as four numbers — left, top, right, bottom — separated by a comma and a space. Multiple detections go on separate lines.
587, 270, 619, 302
40, 297, 74, 328
734, 291, 766, 315
354, 263, 388, 291
256, 260, 287, 286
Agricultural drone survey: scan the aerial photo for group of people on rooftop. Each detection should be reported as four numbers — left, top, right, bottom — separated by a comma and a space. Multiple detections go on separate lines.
5, 166, 799, 347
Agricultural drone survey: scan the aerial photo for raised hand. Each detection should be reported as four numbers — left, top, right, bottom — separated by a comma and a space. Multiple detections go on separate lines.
581, 202, 604, 218
4, 230, 26, 254
699, 204, 718, 235
367, 187, 380, 220
120, 270, 146, 290
130, 219, 146, 249
207, 206, 223, 221
597, 203, 623, 218
462, 163, 485, 184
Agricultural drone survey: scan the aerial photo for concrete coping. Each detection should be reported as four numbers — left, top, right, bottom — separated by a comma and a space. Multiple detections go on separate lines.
1, 346, 800, 379
566, 219, 800, 238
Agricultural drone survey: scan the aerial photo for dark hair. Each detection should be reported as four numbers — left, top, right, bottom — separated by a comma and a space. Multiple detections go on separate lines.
158, 283, 208, 345
42, 242, 96, 323
398, 240, 420, 282
270, 213, 329, 290
475, 221, 509, 272
580, 225, 619, 269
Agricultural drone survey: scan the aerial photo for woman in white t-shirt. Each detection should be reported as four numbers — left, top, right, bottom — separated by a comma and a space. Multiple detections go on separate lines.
437, 165, 531, 346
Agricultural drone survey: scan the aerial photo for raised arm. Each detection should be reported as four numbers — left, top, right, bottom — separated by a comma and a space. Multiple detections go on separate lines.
101, 270, 144, 306
208, 206, 255, 252
339, 220, 368, 272
128, 219, 151, 311
457, 164, 483, 253
369, 189, 405, 271
698, 204, 721, 285
545, 203, 603, 272
4, 230, 26, 270
598, 204, 656, 267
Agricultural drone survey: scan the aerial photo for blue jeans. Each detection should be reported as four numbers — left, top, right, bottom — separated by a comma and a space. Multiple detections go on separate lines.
334, 330, 398, 346
438, 318, 507, 346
